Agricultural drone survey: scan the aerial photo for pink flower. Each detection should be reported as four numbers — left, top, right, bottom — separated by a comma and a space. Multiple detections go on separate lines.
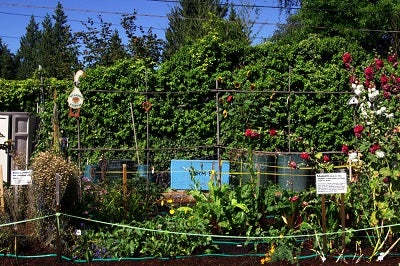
269, 128, 277, 136
354, 124, 364, 138
364, 66, 374, 80
341, 144, 349, 155
322, 155, 330, 162
289, 195, 299, 202
300, 152, 310, 160
374, 58, 384, 70
288, 160, 297, 169
369, 144, 381, 154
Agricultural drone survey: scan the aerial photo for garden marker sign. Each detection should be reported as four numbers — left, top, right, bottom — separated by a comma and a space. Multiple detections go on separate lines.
315, 171, 348, 253
316, 172, 347, 194
11, 170, 32, 185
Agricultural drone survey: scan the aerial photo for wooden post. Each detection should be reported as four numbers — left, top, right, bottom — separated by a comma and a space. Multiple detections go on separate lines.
0, 165, 4, 212
55, 173, 62, 263
341, 193, 346, 250
123, 164, 127, 213
321, 194, 327, 254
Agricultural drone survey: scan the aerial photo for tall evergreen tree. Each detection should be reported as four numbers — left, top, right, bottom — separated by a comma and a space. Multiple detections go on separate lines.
0, 38, 16, 79
121, 14, 164, 65
164, 0, 229, 59
36, 15, 56, 77
16, 16, 40, 79
106, 30, 127, 65
78, 15, 126, 67
49, 2, 79, 78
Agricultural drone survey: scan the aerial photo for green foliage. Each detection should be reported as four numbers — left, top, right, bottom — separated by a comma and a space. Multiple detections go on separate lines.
72, 211, 212, 260
79, 177, 162, 224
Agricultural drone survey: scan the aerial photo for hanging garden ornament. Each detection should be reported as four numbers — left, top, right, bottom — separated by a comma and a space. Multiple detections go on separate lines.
142, 101, 152, 112
68, 70, 85, 117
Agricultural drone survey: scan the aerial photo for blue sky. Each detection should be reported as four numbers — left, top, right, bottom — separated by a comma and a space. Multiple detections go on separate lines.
0, 0, 289, 54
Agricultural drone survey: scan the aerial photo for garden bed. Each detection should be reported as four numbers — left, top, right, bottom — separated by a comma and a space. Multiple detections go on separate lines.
2, 244, 400, 265
1, 253, 400, 265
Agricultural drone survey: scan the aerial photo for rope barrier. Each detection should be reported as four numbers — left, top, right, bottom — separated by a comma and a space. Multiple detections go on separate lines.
1, 213, 400, 263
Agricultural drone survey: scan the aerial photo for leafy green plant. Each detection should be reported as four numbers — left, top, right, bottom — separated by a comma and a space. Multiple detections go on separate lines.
79, 177, 162, 224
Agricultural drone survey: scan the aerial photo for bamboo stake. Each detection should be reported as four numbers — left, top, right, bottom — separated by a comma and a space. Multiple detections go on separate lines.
130, 102, 140, 165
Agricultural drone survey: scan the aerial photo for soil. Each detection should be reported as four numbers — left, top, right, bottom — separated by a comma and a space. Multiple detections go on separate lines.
1, 249, 400, 265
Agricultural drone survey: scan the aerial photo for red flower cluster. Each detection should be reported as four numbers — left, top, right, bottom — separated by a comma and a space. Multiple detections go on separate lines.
374, 58, 384, 70
369, 144, 381, 154
388, 53, 398, 67
354, 124, 364, 138
344, 52, 400, 99
342, 52, 352, 69
269, 128, 277, 136
244, 129, 261, 139
322, 154, 330, 162
300, 152, 310, 160
364, 66, 374, 81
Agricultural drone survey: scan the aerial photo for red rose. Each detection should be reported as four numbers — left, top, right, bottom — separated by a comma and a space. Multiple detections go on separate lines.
341, 144, 349, 155
364, 66, 374, 80
369, 144, 380, 154
342, 52, 352, 64
300, 152, 310, 160
354, 124, 364, 138
269, 128, 277, 136
227, 95, 233, 103
374, 58, 384, 70
322, 155, 330, 162
380, 75, 388, 85
388, 54, 397, 64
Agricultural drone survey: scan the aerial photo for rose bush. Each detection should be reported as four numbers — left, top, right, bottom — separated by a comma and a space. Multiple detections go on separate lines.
342, 51, 400, 258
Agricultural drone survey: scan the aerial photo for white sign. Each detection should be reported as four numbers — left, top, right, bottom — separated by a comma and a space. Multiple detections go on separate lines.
316, 172, 347, 194
11, 170, 32, 185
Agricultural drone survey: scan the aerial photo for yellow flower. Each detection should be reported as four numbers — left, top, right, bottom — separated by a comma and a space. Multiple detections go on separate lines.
260, 258, 265, 264
169, 209, 175, 215
223, 110, 228, 118
167, 199, 173, 204
160, 200, 164, 206
269, 244, 275, 255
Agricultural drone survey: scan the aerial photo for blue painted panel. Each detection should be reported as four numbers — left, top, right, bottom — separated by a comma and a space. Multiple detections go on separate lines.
170, 160, 230, 190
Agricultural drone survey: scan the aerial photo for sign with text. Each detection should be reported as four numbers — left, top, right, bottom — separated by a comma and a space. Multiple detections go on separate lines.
316, 172, 347, 194
11, 170, 32, 185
